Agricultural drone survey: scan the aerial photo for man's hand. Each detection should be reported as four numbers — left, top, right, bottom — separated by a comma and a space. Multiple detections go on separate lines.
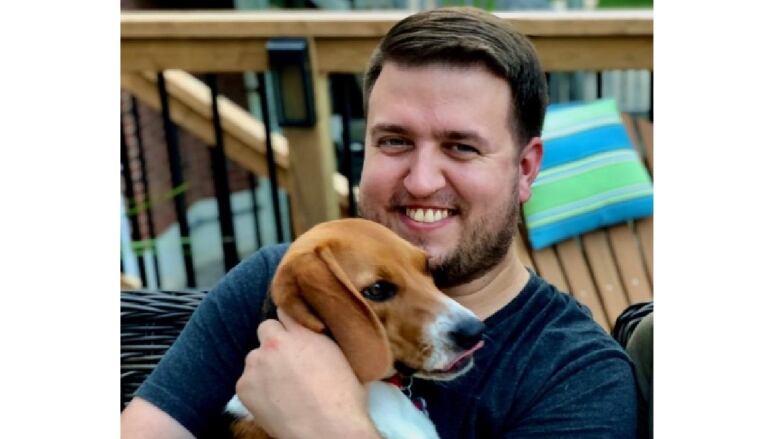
236, 309, 381, 439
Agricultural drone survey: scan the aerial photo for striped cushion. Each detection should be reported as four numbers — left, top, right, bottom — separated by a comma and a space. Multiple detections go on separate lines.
523, 98, 653, 249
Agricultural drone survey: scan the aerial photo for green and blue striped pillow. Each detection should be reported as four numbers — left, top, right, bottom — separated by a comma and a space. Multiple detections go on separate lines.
523, 98, 653, 249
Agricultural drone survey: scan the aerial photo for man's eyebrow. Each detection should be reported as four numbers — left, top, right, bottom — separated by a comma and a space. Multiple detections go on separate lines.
369, 123, 411, 137
437, 129, 488, 146
369, 124, 487, 145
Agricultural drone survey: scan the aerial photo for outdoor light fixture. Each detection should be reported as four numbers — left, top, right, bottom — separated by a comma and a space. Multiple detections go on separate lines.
267, 38, 316, 127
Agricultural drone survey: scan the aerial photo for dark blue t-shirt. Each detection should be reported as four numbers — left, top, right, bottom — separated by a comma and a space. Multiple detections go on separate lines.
136, 244, 637, 438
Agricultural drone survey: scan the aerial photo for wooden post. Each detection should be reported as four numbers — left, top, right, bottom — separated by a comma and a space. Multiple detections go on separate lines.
281, 37, 340, 236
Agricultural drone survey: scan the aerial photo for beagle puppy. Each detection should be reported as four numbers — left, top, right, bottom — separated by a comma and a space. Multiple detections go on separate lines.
226, 218, 485, 439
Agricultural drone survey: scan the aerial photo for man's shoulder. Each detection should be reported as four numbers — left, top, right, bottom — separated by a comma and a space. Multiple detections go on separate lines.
198, 242, 291, 313
526, 273, 629, 362
215, 243, 291, 291
473, 273, 637, 435
235, 242, 290, 274
491, 271, 608, 338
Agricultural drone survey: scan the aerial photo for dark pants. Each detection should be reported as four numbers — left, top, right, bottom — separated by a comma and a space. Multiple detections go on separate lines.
626, 312, 653, 439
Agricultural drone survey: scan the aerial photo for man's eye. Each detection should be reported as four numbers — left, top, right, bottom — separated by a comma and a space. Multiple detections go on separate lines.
361, 280, 398, 302
377, 137, 411, 148
447, 143, 479, 155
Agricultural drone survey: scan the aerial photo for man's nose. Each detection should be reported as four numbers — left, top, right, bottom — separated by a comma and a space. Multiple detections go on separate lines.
403, 147, 446, 198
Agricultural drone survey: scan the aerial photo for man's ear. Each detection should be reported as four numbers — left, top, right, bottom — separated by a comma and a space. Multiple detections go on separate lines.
517, 136, 543, 204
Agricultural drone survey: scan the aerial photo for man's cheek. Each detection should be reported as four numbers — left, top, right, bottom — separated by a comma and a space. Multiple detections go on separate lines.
362, 167, 395, 200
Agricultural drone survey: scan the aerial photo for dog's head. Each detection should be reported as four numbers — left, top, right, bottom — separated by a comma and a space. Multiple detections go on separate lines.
270, 218, 485, 383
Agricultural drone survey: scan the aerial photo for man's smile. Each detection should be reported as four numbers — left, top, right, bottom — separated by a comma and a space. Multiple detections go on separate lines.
404, 207, 456, 224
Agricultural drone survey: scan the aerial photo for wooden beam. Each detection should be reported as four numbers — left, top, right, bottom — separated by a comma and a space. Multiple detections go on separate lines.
533, 36, 652, 71
315, 38, 380, 73
636, 216, 654, 280
556, 238, 610, 330
121, 10, 652, 38
122, 35, 652, 73
582, 230, 629, 326
607, 224, 653, 303
531, 247, 570, 293
122, 39, 269, 73
280, 38, 342, 235
121, 10, 653, 73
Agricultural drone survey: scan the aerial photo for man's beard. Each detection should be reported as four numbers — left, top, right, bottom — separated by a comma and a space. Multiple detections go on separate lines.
430, 199, 519, 288
358, 181, 520, 289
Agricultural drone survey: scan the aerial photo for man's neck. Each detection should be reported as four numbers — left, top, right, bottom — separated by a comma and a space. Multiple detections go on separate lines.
443, 235, 531, 320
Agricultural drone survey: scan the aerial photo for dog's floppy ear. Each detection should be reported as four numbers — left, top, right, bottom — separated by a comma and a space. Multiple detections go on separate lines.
271, 245, 393, 383
269, 252, 327, 333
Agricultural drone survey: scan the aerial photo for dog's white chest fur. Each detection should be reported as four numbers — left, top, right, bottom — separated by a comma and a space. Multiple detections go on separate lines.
366, 381, 439, 439
226, 382, 439, 439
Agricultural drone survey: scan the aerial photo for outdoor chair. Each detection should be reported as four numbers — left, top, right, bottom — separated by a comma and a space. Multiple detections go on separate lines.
121, 289, 207, 409
515, 112, 653, 332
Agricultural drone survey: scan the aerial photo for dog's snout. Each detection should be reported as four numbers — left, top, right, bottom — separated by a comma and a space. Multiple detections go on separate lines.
448, 319, 485, 350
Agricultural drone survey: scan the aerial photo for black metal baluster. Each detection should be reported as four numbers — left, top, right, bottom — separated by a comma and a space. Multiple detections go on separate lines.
157, 71, 197, 288
247, 172, 263, 248
129, 96, 161, 287
545, 72, 551, 100
285, 194, 295, 241
121, 122, 148, 286
256, 72, 285, 243
206, 74, 240, 272
597, 71, 603, 99
649, 71, 653, 122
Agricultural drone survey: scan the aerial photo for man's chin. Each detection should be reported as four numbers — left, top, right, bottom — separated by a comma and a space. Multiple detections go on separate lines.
399, 236, 451, 266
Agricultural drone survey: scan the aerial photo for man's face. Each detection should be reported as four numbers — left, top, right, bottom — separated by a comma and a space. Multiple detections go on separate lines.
359, 62, 537, 287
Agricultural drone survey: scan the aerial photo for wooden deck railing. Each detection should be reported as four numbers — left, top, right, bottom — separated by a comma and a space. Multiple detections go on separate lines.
121, 10, 652, 73
121, 10, 653, 236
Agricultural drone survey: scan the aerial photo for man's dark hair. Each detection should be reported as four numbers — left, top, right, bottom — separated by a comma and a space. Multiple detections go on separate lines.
364, 7, 548, 146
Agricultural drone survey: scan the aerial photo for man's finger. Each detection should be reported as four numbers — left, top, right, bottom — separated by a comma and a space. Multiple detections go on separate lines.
276, 308, 305, 333
257, 317, 284, 342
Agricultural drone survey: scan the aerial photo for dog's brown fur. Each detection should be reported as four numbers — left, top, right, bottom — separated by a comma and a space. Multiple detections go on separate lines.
231, 218, 456, 438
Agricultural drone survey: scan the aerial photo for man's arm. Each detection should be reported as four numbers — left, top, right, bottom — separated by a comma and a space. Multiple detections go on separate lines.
121, 398, 195, 439
122, 309, 382, 439
121, 246, 290, 436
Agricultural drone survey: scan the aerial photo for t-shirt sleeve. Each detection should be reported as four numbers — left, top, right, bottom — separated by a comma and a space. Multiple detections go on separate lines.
133, 245, 287, 436
504, 350, 638, 438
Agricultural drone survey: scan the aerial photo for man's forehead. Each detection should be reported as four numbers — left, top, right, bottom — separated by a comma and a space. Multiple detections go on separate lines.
366, 63, 513, 141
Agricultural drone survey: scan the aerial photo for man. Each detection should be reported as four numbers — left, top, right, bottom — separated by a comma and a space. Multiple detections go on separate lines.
122, 7, 638, 438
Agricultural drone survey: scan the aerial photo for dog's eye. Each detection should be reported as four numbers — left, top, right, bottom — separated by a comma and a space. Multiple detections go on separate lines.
361, 280, 398, 302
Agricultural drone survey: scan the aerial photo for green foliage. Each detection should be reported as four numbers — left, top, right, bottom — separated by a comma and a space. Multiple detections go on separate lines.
439, 0, 497, 11
598, 0, 652, 8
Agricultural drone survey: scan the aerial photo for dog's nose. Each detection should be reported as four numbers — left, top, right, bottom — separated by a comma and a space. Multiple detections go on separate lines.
448, 319, 485, 350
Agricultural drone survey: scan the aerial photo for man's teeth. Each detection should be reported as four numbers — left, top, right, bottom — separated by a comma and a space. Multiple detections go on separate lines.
406, 208, 450, 223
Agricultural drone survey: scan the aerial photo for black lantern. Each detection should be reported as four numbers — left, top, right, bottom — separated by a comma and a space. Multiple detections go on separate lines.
266, 38, 316, 127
